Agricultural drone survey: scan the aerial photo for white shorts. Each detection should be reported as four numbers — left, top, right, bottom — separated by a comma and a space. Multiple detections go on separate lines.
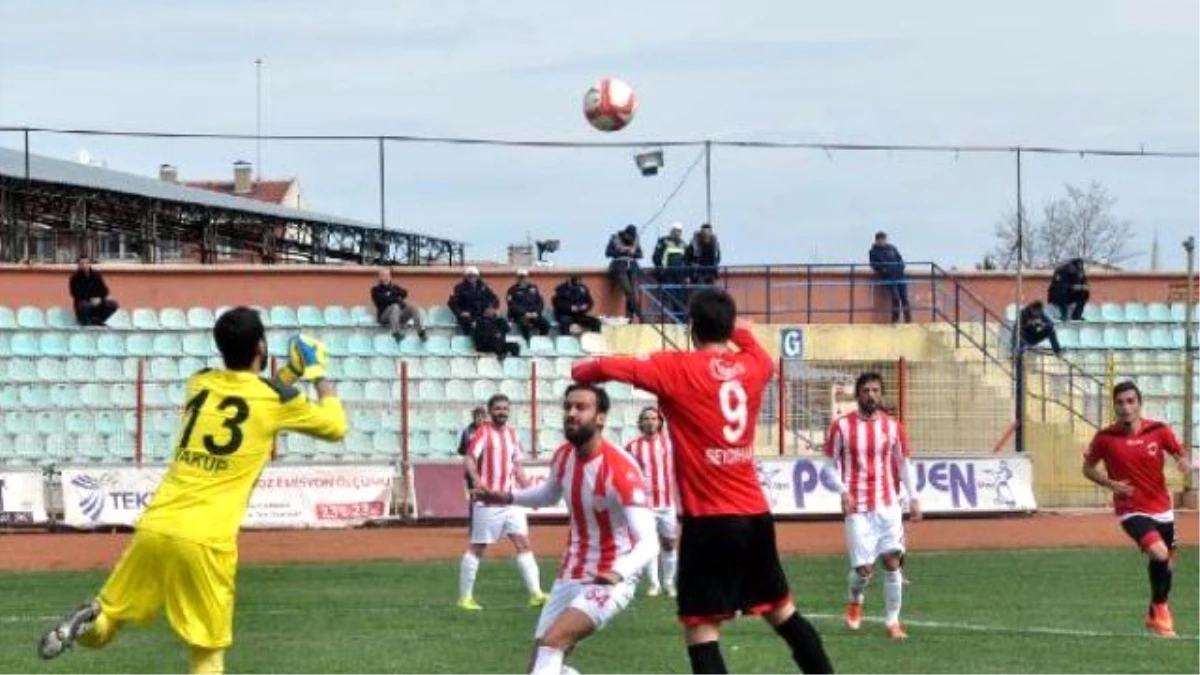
534, 579, 637, 639
469, 504, 528, 545
845, 507, 905, 569
652, 507, 678, 541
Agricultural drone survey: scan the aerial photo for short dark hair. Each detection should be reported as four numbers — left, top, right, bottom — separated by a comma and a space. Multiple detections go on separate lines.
855, 372, 885, 396
213, 307, 265, 370
874, 231, 887, 241
1112, 380, 1142, 403
688, 288, 736, 344
564, 383, 610, 414
700, 223, 712, 230
486, 394, 510, 410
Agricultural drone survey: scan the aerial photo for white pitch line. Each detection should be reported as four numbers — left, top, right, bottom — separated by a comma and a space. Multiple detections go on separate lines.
805, 612, 1199, 642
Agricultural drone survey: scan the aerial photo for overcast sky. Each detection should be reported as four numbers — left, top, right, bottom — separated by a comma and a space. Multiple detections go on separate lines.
1, 1, 1197, 269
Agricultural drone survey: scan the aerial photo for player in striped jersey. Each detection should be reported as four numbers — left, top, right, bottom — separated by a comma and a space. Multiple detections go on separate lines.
822, 372, 921, 640
475, 383, 658, 675
458, 394, 547, 611
626, 407, 679, 597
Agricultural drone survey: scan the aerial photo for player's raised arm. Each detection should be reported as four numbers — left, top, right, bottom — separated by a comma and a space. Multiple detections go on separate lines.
729, 320, 774, 373
571, 354, 668, 395
275, 379, 348, 442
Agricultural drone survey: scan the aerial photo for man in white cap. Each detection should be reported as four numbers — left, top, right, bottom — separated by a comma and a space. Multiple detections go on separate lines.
448, 266, 500, 335
652, 222, 689, 320
506, 269, 551, 342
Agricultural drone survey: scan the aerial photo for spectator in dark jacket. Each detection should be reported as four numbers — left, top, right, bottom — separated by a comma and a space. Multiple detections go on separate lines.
472, 307, 520, 360
553, 275, 602, 336
605, 225, 643, 321
506, 269, 550, 342
457, 406, 488, 490
1019, 301, 1062, 355
69, 255, 119, 326
448, 266, 499, 335
652, 223, 690, 318
687, 223, 721, 285
1047, 258, 1089, 321
371, 268, 427, 342
869, 231, 911, 324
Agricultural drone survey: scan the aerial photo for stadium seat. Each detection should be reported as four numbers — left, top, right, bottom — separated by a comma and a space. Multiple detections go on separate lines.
423, 358, 450, 379
107, 309, 132, 329
1078, 327, 1103, 349
96, 359, 126, 383
1140, 303, 1168, 323
554, 336, 583, 357
183, 333, 211, 357
429, 430, 457, 455
502, 357, 530, 380
529, 336, 555, 356
580, 333, 608, 355
178, 357, 206, 377
369, 356, 396, 379
0, 386, 19, 407
372, 432, 398, 457
97, 333, 125, 357
531, 358, 554, 380
153, 333, 183, 356
64, 410, 94, 435
446, 380, 473, 402
351, 409, 382, 433
46, 307, 75, 329
150, 358, 179, 382
1162, 375, 1184, 395
65, 357, 93, 382
36, 358, 65, 381
1171, 328, 1186, 348
500, 379, 529, 402
132, 308, 160, 330
554, 357, 573, 379
450, 336, 475, 356
0, 334, 8, 357
5, 411, 35, 434
338, 382, 364, 402
297, 305, 324, 328
1081, 304, 1102, 322
350, 305, 375, 327
473, 379, 499, 401
0, 306, 16, 329
270, 306, 299, 327
450, 358, 476, 379
417, 380, 445, 401
110, 384, 136, 408
606, 382, 634, 400
36, 412, 63, 435
324, 306, 354, 327
432, 408, 461, 432
18, 385, 49, 409
1099, 303, 1124, 322
1102, 328, 1127, 349
69, 333, 97, 357
428, 306, 457, 328
39, 333, 69, 357
11, 332, 38, 357
106, 434, 131, 462
17, 306, 45, 329
398, 358, 422, 379
187, 307, 216, 329
347, 333, 374, 356
425, 336, 451, 357
8, 358, 35, 382
159, 308, 188, 330
1170, 303, 1187, 322
373, 335, 399, 357
477, 358, 503, 379
343, 357, 370, 380
394, 335, 421, 356
1125, 327, 1150, 349
45, 433, 75, 461
1123, 303, 1148, 323
126, 334, 153, 357
267, 332, 289, 358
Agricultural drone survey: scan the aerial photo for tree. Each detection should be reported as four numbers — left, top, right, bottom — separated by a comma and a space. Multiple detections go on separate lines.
986, 181, 1135, 269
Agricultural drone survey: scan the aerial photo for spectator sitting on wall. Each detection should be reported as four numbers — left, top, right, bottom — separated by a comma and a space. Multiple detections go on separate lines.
1018, 300, 1063, 356
69, 255, 120, 327
472, 306, 520, 361
448, 266, 499, 335
687, 222, 722, 286
505, 269, 550, 342
371, 268, 427, 343
605, 224, 643, 321
552, 274, 602, 336
457, 406, 488, 490
1047, 257, 1090, 322
652, 222, 689, 318
868, 230, 912, 324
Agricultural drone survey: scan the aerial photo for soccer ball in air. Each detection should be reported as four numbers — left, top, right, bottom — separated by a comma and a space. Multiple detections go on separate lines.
583, 78, 637, 132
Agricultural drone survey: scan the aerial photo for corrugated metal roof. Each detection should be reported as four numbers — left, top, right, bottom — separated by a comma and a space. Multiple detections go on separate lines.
0, 145, 453, 241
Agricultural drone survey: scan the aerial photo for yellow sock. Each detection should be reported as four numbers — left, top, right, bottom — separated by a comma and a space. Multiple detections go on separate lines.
76, 612, 120, 649
188, 647, 225, 675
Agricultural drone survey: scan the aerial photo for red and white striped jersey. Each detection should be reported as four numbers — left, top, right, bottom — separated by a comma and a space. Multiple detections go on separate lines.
545, 440, 649, 581
468, 424, 524, 493
626, 433, 675, 509
824, 411, 910, 513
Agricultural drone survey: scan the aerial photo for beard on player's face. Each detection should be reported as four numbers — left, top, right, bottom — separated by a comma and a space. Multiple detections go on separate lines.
565, 423, 597, 446
858, 396, 879, 414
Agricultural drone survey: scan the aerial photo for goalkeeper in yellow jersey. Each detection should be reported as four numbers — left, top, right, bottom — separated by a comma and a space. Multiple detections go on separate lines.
38, 307, 347, 674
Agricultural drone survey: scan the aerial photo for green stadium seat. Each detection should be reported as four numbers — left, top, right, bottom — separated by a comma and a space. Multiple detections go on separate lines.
111, 384, 137, 408
0, 334, 8, 356
1171, 328, 1186, 348
1170, 304, 1187, 322
187, 307, 216, 329
350, 305, 375, 327
132, 308, 159, 330
417, 381, 444, 401
45, 433, 74, 462
429, 430, 457, 455
160, 308, 188, 330
450, 336, 475, 356
1162, 376, 1184, 395
64, 357, 93, 382
554, 358, 573, 379
1099, 303, 1124, 322
1078, 327, 1103, 349
0, 387, 19, 407
1148, 328, 1172, 349
153, 333, 183, 356
324, 306, 354, 327
178, 357, 206, 377
297, 306, 324, 328
532, 358, 554, 380
343, 357, 370, 380
69, 333, 97, 357
500, 379, 529, 402
36, 358, 65, 381
9, 358, 36, 382
36, 412, 62, 435
529, 336, 555, 357
46, 307, 75, 329
342, 431, 372, 457
425, 336, 451, 357
267, 333, 288, 357
450, 358, 475, 379
473, 380, 499, 401
1125, 327, 1150, 349
321, 359, 344, 380
338, 382, 364, 402
369, 357, 396, 379
502, 358, 530, 380
0, 306, 16, 329
183, 334, 211, 357
477, 358, 503, 379
1123, 303, 1148, 323
94, 411, 124, 435
6, 412, 35, 434
554, 336, 583, 357
17, 307, 45, 329
372, 432, 397, 457
428, 306, 457, 327
351, 410, 382, 433
125, 334, 153, 357
107, 309, 132, 329
150, 358, 179, 381
373, 335, 399, 357
1143, 303, 1170, 322
606, 382, 634, 400
106, 434, 130, 462
580, 333, 608, 355
399, 335, 424, 356
65, 411, 92, 435
12, 333, 38, 357
422, 358, 449, 379
446, 380, 473, 402
347, 334, 374, 356
39, 333, 68, 357
365, 379, 395, 403
97, 333, 124, 356
270, 306, 298, 327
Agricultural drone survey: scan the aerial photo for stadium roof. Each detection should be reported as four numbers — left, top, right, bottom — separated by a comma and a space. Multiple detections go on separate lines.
0, 145, 453, 242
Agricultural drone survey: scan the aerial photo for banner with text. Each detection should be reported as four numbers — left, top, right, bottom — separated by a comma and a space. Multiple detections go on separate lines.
756, 455, 1036, 515
61, 465, 393, 529
0, 471, 49, 525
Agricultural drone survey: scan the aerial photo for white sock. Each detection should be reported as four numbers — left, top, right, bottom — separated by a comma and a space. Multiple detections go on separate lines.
662, 549, 678, 590
516, 551, 542, 595
848, 569, 869, 604
884, 569, 903, 625
531, 645, 564, 675
645, 555, 661, 589
459, 552, 480, 601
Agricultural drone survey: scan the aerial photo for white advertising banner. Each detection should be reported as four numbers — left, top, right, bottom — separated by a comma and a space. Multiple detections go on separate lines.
0, 471, 49, 525
61, 465, 394, 529
756, 455, 1037, 515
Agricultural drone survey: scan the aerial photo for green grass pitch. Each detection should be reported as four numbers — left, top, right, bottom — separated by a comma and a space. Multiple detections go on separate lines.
4, 547, 1196, 673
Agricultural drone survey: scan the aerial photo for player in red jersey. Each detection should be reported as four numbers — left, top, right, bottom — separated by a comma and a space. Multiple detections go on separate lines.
475, 383, 659, 675
573, 288, 832, 674
1082, 381, 1190, 637
626, 406, 679, 597
823, 373, 920, 640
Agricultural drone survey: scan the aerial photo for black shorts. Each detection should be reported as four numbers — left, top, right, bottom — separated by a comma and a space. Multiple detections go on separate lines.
1120, 516, 1176, 552
677, 513, 792, 625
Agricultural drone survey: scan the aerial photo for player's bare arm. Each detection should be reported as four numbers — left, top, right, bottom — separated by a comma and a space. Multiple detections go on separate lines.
1082, 458, 1135, 496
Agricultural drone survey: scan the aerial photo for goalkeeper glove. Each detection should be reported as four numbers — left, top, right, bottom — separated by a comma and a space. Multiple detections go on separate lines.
278, 334, 328, 384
